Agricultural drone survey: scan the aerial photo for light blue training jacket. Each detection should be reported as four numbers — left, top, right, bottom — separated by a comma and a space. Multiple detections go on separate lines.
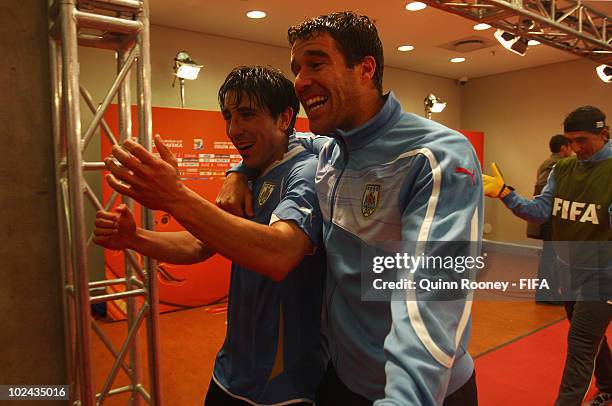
295, 92, 484, 405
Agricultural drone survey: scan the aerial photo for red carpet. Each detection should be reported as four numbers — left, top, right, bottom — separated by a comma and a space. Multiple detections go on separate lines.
475, 319, 608, 405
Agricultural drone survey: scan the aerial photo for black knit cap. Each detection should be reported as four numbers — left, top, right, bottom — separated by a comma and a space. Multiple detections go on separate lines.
563, 105, 607, 134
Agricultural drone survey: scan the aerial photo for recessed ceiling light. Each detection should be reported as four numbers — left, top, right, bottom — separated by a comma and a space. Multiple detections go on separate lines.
398, 45, 415, 52
528, 39, 541, 46
246, 10, 266, 19
450, 57, 466, 63
405, 2, 427, 11
473, 23, 491, 31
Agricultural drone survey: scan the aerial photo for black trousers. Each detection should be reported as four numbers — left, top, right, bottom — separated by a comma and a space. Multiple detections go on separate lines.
204, 378, 312, 405
554, 301, 612, 406
315, 362, 478, 406
536, 239, 562, 302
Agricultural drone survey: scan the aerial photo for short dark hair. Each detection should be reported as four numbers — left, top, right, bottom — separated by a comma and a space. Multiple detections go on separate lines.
549, 134, 569, 153
563, 105, 607, 135
287, 11, 384, 94
218, 66, 300, 135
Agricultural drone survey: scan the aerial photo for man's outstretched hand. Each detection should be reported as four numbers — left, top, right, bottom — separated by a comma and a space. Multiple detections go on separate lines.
104, 135, 184, 212
483, 162, 512, 198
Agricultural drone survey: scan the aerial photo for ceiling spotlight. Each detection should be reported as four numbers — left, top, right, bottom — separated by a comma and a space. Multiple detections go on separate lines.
494, 29, 528, 56
494, 30, 516, 49
398, 45, 415, 52
406, 2, 427, 11
424, 94, 446, 119
174, 51, 202, 80
596, 64, 612, 83
246, 10, 266, 19
510, 37, 528, 55
473, 23, 491, 31
528, 39, 541, 46
173, 51, 202, 108
450, 57, 466, 63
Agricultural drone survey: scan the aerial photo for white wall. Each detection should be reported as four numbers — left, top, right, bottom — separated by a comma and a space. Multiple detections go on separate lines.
461, 58, 611, 242
79, 25, 461, 125
386, 67, 461, 128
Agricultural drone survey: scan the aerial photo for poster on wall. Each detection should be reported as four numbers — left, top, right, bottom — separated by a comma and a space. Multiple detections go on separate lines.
101, 105, 310, 320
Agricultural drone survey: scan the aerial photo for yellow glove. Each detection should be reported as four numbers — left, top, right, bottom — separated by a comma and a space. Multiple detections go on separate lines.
483, 163, 513, 198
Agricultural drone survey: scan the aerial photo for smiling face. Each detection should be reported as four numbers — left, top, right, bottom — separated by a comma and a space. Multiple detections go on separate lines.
222, 91, 290, 171
290, 32, 379, 134
564, 129, 608, 161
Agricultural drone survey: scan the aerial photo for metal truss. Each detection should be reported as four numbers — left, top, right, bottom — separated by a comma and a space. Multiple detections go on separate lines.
48, 0, 162, 404
423, 0, 612, 64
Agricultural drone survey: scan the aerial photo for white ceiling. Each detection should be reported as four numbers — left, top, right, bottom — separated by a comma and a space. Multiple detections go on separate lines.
149, 0, 612, 80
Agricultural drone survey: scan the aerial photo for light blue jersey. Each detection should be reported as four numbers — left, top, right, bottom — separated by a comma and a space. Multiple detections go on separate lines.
296, 92, 483, 405
213, 140, 327, 405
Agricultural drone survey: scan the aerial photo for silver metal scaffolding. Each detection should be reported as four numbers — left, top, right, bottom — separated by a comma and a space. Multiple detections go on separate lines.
423, 0, 612, 64
48, 0, 162, 404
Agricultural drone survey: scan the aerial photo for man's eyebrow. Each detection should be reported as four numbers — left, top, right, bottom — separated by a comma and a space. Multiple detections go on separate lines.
235, 106, 257, 113
303, 49, 330, 59
222, 105, 258, 114
291, 49, 330, 73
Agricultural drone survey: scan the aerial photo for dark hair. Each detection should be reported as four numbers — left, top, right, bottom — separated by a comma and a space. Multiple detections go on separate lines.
287, 11, 384, 94
563, 105, 607, 135
549, 134, 569, 153
218, 66, 299, 135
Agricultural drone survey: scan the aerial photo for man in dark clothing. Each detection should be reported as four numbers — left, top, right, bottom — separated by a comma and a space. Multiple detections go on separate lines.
484, 105, 612, 406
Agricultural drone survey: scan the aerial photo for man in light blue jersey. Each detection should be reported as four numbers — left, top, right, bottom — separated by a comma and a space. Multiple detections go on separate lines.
483, 105, 611, 406
94, 66, 326, 405
220, 11, 483, 406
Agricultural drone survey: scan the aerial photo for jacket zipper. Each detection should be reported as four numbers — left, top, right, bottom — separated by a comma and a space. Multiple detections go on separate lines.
328, 136, 349, 230
325, 135, 348, 366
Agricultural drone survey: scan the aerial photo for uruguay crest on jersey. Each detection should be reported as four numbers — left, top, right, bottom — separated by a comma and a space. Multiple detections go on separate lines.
258, 182, 276, 206
362, 184, 381, 217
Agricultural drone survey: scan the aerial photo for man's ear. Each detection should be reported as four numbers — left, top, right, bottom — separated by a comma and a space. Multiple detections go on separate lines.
360, 56, 377, 83
279, 107, 294, 132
